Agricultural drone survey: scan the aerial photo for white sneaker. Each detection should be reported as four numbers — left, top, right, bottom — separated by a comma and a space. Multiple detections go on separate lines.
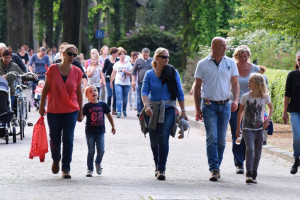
95, 164, 102, 175
86, 170, 93, 177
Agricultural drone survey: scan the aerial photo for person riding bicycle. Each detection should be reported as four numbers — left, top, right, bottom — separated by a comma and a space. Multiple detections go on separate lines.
0, 49, 37, 125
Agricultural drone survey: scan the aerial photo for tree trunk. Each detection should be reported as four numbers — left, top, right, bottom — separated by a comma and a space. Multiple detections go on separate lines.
123, 0, 136, 33
44, 0, 53, 47
182, 0, 191, 69
0, 1, 7, 43
53, 0, 64, 48
22, 0, 30, 47
109, 0, 121, 46
79, 0, 89, 56
7, 0, 24, 51
62, 0, 81, 47
28, 0, 35, 48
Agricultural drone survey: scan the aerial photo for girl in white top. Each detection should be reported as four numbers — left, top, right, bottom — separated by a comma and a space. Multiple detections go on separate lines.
87, 55, 105, 100
236, 73, 273, 184
110, 49, 132, 118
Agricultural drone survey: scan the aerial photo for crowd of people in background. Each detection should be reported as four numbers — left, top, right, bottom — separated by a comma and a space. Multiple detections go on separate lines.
0, 40, 299, 184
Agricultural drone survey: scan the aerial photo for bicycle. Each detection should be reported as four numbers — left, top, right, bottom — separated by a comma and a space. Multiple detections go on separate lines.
13, 73, 36, 140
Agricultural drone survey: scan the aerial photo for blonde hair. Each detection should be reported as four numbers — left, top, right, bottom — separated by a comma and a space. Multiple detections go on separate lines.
152, 47, 168, 69
233, 45, 251, 62
100, 45, 109, 55
38, 80, 45, 87
62, 44, 78, 53
85, 85, 98, 98
249, 73, 268, 98
90, 48, 99, 58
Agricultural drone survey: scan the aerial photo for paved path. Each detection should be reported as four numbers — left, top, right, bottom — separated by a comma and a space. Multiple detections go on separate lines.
1, 104, 300, 200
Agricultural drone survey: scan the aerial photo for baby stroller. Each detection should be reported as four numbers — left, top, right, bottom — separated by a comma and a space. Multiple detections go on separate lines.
0, 77, 16, 144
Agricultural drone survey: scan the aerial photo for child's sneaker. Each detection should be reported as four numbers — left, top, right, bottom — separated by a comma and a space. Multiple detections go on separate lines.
95, 164, 102, 175
86, 170, 93, 177
178, 130, 184, 139
117, 112, 121, 118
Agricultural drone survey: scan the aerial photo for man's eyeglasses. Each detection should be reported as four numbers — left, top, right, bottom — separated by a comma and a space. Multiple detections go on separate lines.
297, 58, 300, 62
157, 55, 169, 59
66, 52, 77, 57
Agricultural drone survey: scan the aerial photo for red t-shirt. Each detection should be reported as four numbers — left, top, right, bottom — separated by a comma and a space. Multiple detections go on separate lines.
46, 64, 83, 113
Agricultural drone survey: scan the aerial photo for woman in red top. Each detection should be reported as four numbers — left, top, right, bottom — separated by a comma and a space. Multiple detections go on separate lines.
39, 44, 83, 179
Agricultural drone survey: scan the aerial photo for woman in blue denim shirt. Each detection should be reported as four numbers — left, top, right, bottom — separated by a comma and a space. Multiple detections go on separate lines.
141, 47, 188, 180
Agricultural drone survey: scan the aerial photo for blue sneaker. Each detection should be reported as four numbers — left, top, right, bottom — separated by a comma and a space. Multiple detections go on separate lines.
123, 111, 127, 117
117, 112, 121, 118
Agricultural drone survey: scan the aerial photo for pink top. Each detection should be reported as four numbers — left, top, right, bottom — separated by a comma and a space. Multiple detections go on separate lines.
46, 64, 83, 114
34, 86, 43, 94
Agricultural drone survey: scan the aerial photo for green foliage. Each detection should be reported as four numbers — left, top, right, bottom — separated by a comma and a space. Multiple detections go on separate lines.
265, 68, 289, 123
145, 0, 183, 34
230, 0, 300, 38
226, 30, 300, 70
117, 25, 183, 71
187, 0, 237, 51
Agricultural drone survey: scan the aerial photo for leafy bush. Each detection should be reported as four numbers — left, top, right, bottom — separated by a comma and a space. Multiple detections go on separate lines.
265, 68, 289, 123
117, 25, 183, 71
226, 30, 299, 70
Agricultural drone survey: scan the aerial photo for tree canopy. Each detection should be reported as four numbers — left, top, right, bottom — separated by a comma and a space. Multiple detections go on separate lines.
230, 0, 300, 38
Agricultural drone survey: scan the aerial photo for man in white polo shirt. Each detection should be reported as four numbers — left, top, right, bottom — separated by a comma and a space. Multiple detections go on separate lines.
194, 37, 240, 181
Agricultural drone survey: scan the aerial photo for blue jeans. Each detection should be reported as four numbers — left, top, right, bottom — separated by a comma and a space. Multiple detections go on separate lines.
137, 83, 144, 113
229, 106, 245, 167
146, 107, 175, 171
106, 81, 116, 111
47, 111, 79, 172
115, 84, 130, 113
202, 101, 231, 171
86, 133, 105, 171
290, 112, 300, 158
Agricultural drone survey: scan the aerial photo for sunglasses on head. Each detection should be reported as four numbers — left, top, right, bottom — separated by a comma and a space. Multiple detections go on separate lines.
66, 52, 77, 57
157, 55, 169, 59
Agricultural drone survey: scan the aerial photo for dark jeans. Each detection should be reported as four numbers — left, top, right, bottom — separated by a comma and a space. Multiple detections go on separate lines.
86, 133, 105, 171
146, 107, 175, 171
137, 83, 144, 113
106, 81, 116, 111
229, 106, 246, 167
47, 111, 79, 172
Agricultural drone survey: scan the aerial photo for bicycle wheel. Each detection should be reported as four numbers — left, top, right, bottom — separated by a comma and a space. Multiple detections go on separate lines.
12, 126, 16, 143
18, 99, 24, 140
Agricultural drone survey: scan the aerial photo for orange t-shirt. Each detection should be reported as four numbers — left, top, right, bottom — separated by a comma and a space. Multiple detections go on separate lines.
46, 64, 83, 114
